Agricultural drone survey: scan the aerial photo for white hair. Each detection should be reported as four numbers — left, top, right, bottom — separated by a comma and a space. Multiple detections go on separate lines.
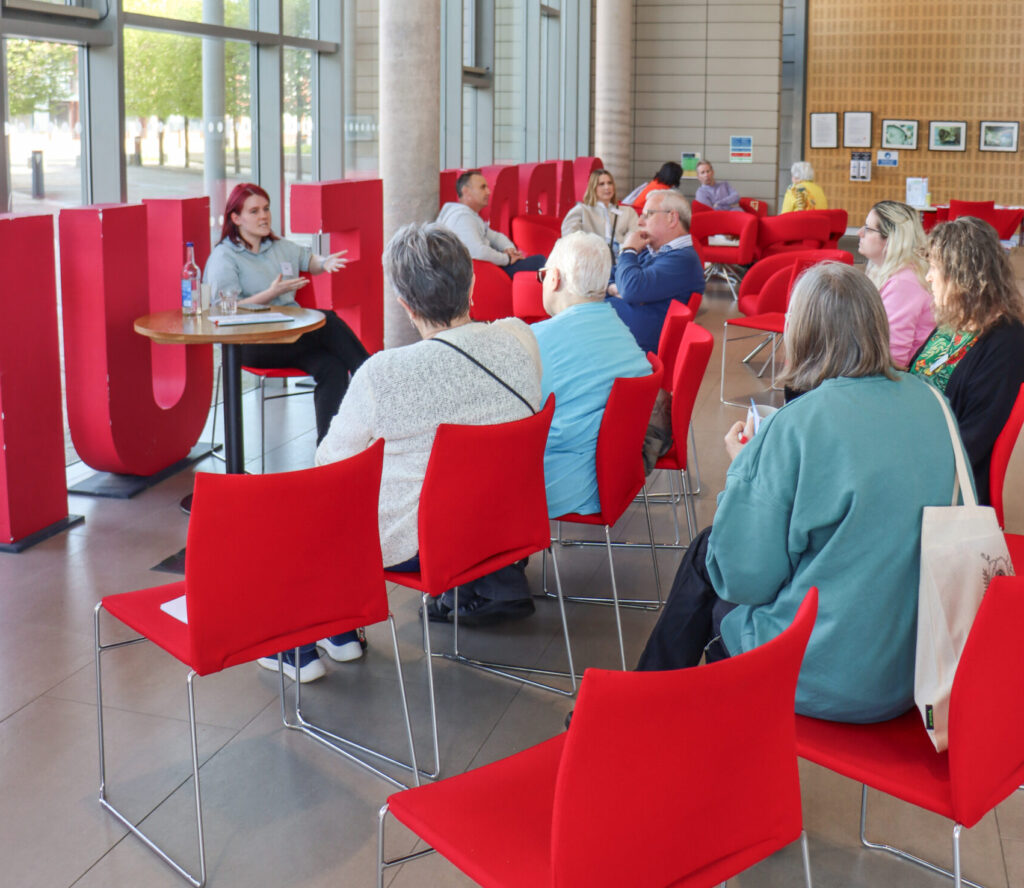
547, 231, 613, 301
791, 161, 815, 183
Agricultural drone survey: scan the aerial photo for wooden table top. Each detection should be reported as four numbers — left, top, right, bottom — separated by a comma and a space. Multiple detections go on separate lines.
134, 305, 325, 345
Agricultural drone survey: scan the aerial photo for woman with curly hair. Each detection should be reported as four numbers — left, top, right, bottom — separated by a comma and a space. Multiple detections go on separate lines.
910, 215, 1024, 502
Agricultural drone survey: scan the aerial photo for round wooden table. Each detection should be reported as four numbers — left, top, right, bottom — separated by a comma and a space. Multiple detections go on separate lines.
135, 305, 325, 475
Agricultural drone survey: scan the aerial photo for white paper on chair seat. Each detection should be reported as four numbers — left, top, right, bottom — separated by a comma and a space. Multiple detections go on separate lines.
160, 595, 188, 624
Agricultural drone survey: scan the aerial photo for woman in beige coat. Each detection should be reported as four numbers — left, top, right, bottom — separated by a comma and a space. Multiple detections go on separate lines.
561, 168, 639, 262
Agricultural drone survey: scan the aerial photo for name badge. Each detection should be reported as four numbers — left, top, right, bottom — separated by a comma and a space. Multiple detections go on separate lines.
280, 262, 295, 277
927, 354, 949, 374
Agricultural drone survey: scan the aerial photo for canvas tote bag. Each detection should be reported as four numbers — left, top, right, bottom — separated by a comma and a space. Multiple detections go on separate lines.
915, 385, 1015, 752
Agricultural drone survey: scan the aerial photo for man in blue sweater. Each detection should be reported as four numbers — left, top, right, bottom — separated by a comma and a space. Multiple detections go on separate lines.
608, 188, 705, 352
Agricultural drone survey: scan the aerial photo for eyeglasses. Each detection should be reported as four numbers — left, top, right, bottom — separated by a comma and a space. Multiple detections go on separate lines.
536, 268, 549, 283
859, 224, 884, 236
640, 209, 672, 220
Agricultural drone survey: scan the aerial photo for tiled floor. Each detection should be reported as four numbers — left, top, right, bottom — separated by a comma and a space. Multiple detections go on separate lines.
2, 280, 1021, 888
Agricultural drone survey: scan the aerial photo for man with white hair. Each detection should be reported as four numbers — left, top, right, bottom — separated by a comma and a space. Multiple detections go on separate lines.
533, 232, 652, 517
607, 188, 705, 352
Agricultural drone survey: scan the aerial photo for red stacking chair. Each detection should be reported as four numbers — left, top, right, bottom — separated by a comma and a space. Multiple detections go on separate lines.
655, 299, 695, 385
795, 576, 1024, 888
545, 356, 664, 669
654, 323, 714, 546
949, 200, 1024, 241
378, 589, 819, 888
690, 210, 758, 298
756, 212, 829, 260
740, 196, 769, 217
470, 260, 514, 321
511, 213, 561, 257
991, 382, 1024, 568
801, 208, 849, 249
385, 399, 570, 779
93, 443, 419, 886
948, 199, 995, 219
690, 199, 712, 214
511, 272, 550, 324
736, 249, 853, 317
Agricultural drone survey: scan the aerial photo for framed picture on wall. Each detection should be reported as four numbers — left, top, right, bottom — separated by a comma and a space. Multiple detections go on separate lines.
809, 112, 838, 148
881, 119, 918, 150
843, 111, 873, 147
929, 121, 967, 151
979, 121, 1019, 152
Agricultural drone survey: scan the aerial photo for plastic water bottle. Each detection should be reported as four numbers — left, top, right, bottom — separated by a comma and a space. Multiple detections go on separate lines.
181, 242, 201, 316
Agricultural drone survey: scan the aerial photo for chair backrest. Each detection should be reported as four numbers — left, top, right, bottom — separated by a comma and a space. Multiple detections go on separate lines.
511, 214, 561, 257
592, 355, 663, 522
755, 254, 822, 315
739, 196, 769, 218
511, 272, 550, 324
990, 382, 1024, 531
551, 589, 818, 888
948, 576, 1024, 827
691, 200, 712, 214
737, 249, 853, 314
655, 300, 694, 386
416, 397, 555, 593
184, 441, 387, 675
690, 210, 758, 265
757, 213, 830, 257
668, 324, 714, 468
948, 199, 996, 220
469, 260, 514, 321
687, 291, 703, 317
800, 208, 849, 248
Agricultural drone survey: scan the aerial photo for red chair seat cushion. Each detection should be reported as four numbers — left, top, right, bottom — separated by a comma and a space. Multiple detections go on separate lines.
725, 312, 786, 334
102, 582, 193, 668
796, 710, 955, 821
241, 366, 307, 378
388, 734, 565, 887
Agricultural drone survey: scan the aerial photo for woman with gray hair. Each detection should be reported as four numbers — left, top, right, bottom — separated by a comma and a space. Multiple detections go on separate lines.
314, 223, 543, 639
781, 160, 828, 212
637, 262, 955, 724
532, 231, 651, 516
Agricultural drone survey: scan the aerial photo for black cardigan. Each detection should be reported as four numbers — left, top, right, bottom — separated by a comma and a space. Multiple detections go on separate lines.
912, 319, 1024, 504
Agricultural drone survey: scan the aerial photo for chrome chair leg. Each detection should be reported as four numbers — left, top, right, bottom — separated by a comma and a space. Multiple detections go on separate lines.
800, 829, 814, 888
282, 615, 424, 789
94, 603, 207, 887
604, 525, 627, 670
687, 422, 702, 495
641, 484, 663, 604
377, 802, 437, 888
858, 784, 981, 888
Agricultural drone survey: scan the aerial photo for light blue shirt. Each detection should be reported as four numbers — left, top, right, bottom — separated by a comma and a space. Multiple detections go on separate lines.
708, 374, 960, 723
533, 300, 651, 517
203, 237, 312, 305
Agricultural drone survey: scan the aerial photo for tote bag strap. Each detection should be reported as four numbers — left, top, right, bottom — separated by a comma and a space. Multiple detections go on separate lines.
924, 382, 977, 508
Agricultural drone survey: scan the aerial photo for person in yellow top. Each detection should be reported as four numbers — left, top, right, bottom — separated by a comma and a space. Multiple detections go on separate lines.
781, 161, 828, 212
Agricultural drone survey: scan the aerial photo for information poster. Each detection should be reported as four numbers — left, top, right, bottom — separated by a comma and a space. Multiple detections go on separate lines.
729, 136, 752, 163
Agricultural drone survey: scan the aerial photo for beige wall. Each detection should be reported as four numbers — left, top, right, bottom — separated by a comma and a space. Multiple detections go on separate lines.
630, 0, 783, 209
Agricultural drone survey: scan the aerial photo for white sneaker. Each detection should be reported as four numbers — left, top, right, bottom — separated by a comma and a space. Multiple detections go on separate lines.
317, 631, 365, 663
257, 651, 327, 683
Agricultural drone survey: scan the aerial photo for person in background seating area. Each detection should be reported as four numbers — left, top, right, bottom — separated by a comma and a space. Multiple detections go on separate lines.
910, 216, 1024, 503
638, 262, 956, 724
780, 161, 828, 212
560, 168, 639, 263
533, 232, 652, 517
607, 188, 704, 353
627, 160, 683, 211
858, 200, 935, 368
436, 170, 546, 278
317, 223, 543, 630
694, 161, 741, 211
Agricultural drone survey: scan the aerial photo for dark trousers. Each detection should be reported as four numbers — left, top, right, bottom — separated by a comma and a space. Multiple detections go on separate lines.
238, 310, 369, 444
502, 254, 546, 278
636, 526, 735, 670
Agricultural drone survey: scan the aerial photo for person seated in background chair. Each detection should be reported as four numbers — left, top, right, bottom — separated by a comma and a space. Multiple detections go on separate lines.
436, 170, 546, 278
780, 161, 828, 212
560, 168, 639, 263
637, 263, 955, 724
532, 232, 652, 517
625, 160, 683, 210
607, 189, 704, 353
316, 223, 543, 629
694, 161, 741, 211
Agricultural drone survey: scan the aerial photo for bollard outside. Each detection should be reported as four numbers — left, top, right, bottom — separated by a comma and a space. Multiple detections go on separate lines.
133, 136, 142, 166
30, 150, 44, 199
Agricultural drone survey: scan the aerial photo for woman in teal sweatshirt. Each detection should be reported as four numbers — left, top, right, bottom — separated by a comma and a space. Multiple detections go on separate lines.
638, 262, 959, 723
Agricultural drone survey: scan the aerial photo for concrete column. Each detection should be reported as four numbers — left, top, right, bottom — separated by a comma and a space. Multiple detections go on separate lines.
594, 0, 633, 185
379, 0, 441, 348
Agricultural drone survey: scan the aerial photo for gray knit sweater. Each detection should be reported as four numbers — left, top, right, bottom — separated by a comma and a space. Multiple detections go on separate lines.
315, 319, 542, 565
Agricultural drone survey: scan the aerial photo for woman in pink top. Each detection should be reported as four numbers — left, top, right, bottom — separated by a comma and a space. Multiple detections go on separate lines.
858, 200, 935, 368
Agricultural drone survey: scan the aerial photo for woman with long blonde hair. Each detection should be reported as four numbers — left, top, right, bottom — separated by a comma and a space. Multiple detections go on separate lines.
561, 168, 638, 261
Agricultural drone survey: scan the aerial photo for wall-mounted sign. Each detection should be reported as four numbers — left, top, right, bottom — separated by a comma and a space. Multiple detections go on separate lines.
729, 135, 752, 163
877, 150, 899, 167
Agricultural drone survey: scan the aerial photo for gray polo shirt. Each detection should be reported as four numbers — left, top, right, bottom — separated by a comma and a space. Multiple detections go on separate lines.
204, 237, 312, 306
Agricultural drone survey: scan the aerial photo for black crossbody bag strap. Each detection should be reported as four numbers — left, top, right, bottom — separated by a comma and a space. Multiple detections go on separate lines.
432, 337, 537, 415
